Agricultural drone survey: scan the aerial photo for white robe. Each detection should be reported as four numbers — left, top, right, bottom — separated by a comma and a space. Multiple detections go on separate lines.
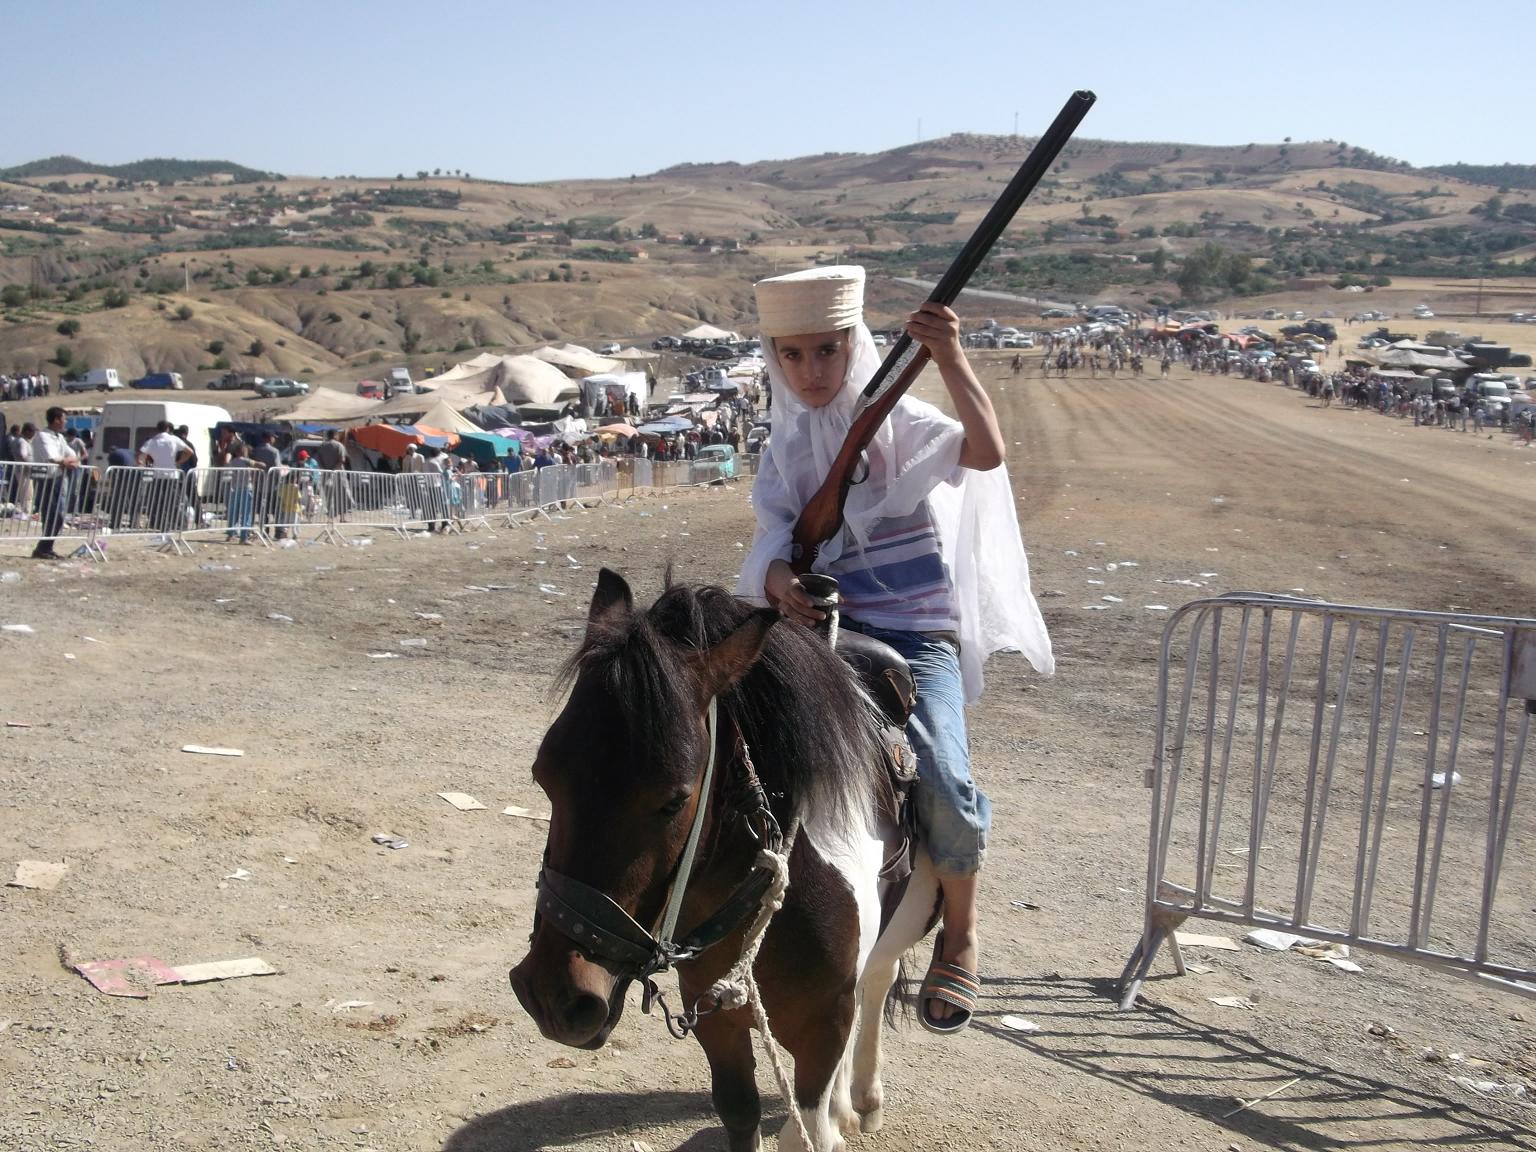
737, 323, 1053, 702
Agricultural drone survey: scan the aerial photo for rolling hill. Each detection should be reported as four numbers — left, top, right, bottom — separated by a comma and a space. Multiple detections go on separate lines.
1, 135, 1533, 380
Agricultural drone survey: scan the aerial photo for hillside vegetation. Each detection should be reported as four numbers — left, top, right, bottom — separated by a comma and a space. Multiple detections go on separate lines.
1, 134, 1533, 378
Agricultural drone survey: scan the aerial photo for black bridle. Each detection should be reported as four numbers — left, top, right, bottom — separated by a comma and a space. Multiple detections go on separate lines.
532, 699, 784, 1037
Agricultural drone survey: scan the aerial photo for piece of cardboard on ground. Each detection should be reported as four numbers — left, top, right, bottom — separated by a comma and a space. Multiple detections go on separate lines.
10, 860, 68, 890
1175, 930, 1240, 951
438, 792, 487, 811
74, 955, 275, 997
502, 805, 550, 822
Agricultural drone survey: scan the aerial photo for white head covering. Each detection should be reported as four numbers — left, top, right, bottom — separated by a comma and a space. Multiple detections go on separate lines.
755, 266, 866, 337
739, 266, 1054, 700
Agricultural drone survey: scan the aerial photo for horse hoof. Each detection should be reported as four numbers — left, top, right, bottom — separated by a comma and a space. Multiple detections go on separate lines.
859, 1107, 884, 1134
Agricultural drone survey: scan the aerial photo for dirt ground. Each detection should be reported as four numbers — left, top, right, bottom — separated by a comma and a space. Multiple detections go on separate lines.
2, 354, 1533, 1152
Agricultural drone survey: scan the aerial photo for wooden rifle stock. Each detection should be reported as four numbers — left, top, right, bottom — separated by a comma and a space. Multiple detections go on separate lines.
788, 90, 1095, 576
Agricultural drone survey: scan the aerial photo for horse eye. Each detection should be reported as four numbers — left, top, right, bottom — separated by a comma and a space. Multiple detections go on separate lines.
659, 794, 690, 817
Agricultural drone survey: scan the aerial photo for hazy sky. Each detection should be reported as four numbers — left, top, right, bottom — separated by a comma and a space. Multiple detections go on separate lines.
7, 0, 1531, 182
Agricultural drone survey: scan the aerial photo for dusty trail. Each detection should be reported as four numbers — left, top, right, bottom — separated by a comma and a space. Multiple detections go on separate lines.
1, 359, 1532, 1152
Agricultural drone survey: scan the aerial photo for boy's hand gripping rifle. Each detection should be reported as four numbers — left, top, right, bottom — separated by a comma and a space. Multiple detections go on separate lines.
789, 90, 1096, 576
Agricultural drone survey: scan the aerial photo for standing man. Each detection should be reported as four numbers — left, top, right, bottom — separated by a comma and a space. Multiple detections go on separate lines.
251, 432, 282, 537
30, 407, 81, 560
138, 420, 193, 532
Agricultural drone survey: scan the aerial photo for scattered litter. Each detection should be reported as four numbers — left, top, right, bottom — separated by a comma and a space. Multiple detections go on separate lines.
371, 834, 409, 850
0, 571, 20, 584
1244, 929, 1315, 952
329, 1000, 373, 1013
1105, 563, 1118, 571
198, 564, 237, 572
565, 554, 581, 567
399, 638, 428, 649
999, 1015, 1040, 1033
1175, 931, 1240, 952
223, 868, 252, 882
182, 745, 243, 757
213, 598, 235, 604
502, 805, 551, 822
464, 585, 490, 593
1209, 995, 1255, 1010
1086, 578, 1104, 586
313, 564, 336, 572
9, 860, 68, 890
1157, 578, 1204, 588
1222, 1076, 1301, 1118
367, 652, 401, 660
438, 792, 487, 812
267, 613, 294, 624
1081, 605, 1110, 611
82, 636, 102, 644
1187, 963, 1214, 975
1008, 900, 1040, 911
2, 624, 35, 634
1063, 550, 1078, 557
6, 720, 32, 729
537, 583, 566, 596
1199, 572, 1219, 579
74, 955, 275, 998
1425, 772, 1462, 789
1452, 1077, 1528, 1101
413, 612, 443, 621
1101, 595, 1123, 603
1145, 605, 1169, 612
348, 537, 374, 548
1116, 561, 1139, 568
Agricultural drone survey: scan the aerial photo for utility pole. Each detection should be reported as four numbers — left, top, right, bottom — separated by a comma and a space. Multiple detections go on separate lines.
183, 260, 190, 293
1013, 111, 1019, 139
916, 117, 922, 143
1475, 275, 1483, 317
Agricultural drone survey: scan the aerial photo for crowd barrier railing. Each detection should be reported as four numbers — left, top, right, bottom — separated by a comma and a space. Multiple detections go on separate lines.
0, 461, 105, 559
32, 455, 752, 557
1118, 592, 1536, 1009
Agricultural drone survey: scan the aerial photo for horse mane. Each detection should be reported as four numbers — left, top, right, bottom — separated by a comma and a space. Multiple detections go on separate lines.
560, 581, 885, 831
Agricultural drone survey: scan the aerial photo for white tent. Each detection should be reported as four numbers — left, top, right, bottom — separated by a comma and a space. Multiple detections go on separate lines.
532, 344, 620, 377
499, 355, 578, 406
681, 323, 740, 342
283, 389, 385, 422
610, 346, 660, 361
416, 398, 485, 436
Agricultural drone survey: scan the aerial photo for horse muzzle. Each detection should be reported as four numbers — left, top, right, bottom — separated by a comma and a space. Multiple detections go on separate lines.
509, 935, 630, 1050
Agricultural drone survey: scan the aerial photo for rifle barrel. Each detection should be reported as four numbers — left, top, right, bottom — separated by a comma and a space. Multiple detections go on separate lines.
860, 90, 1096, 401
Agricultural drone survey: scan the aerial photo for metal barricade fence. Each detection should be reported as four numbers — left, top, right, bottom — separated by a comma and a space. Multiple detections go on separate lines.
98, 464, 195, 553
397, 470, 456, 533
1118, 593, 1535, 1008
0, 461, 103, 558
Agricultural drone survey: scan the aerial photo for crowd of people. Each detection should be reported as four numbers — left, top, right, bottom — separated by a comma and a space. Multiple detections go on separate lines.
2, 371, 53, 401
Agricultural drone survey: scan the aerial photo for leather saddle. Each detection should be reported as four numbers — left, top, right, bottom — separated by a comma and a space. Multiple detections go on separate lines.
834, 629, 919, 883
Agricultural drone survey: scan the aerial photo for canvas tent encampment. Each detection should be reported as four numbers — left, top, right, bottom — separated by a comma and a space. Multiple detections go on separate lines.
282, 389, 385, 423
681, 323, 740, 343
531, 344, 620, 377
416, 398, 485, 436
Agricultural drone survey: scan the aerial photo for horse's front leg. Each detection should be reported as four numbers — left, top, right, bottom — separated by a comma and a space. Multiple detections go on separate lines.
689, 1003, 762, 1152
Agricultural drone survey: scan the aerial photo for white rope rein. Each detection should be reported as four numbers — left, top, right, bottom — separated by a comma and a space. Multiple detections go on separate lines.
703, 819, 811, 1151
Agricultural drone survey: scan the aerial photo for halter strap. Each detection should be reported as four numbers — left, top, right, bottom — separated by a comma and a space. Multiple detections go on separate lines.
657, 696, 717, 948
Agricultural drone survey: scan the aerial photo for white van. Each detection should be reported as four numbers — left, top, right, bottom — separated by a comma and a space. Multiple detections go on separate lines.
63, 368, 124, 393
388, 367, 414, 394
89, 400, 234, 471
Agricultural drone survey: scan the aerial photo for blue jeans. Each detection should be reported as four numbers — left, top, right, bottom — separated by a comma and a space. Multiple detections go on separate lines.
842, 618, 990, 874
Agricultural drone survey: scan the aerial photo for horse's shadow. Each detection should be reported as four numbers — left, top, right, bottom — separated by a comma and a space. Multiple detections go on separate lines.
440, 1087, 765, 1152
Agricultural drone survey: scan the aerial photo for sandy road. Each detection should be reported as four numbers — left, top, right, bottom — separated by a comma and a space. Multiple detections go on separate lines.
0, 358, 1532, 1152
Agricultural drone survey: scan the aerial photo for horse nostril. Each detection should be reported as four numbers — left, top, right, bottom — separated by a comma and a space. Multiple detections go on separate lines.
564, 992, 609, 1039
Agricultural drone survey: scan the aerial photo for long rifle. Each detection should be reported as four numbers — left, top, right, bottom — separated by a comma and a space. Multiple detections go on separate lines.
789, 90, 1096, 575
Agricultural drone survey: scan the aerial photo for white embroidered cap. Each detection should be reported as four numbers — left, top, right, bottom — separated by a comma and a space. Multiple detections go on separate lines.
754, 265, 865, 337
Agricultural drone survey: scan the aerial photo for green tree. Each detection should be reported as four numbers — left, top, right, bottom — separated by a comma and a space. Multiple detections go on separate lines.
248, 338, 265, 357
207, 339, 225, 355
103, 287, 130, 308
384, 268, 405, 289
0, 284, 27, 308
56, 318, 81, 337
175, 304, 194, 321
53, 344, 73, 368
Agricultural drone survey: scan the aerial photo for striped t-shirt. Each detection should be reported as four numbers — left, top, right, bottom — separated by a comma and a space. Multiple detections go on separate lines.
823, 500, 957, 632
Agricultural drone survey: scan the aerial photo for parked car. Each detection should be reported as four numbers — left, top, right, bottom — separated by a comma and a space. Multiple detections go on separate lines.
356, 380, 384, 399
872, 333, 888, 348
597, 343, 621, 355
698, 345, 737, 361
129, 372, 184, 390
209, 372, 262, 391
695, 443, 736, 480
255, 377, 310, 398
1040, 307, 1072, 319
62, 368, 123, 393
651, 336, 681, 350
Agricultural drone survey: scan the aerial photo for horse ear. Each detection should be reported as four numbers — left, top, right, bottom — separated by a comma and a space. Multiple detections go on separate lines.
693, 608, 778, 697
587, 568, 633, 633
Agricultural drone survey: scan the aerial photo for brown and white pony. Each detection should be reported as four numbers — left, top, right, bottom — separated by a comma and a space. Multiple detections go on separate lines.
511, 570, 939, 1152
